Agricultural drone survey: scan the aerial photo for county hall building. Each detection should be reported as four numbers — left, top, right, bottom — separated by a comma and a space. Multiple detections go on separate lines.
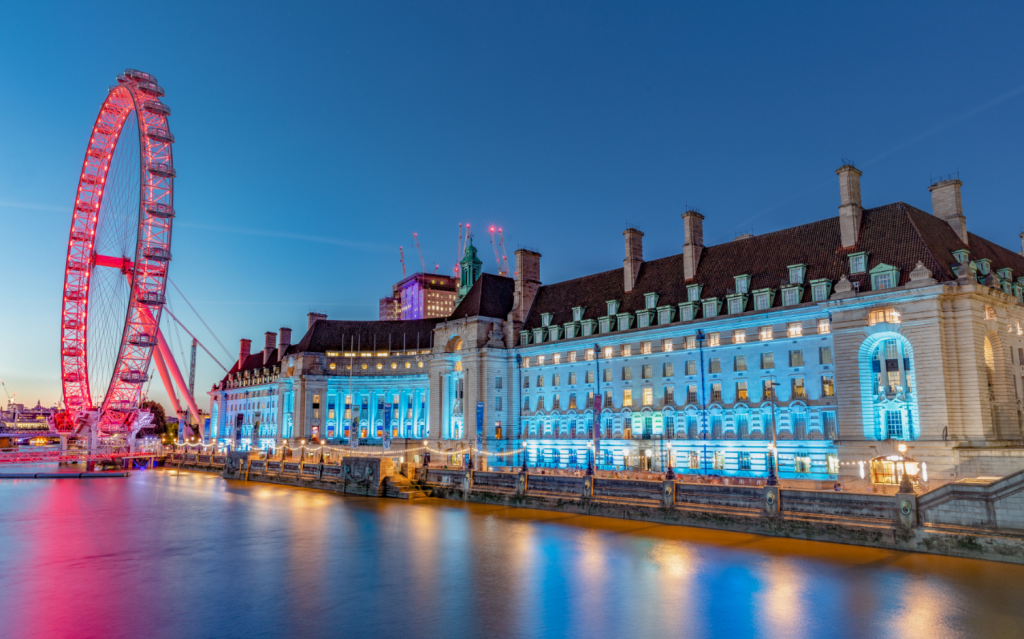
208, 165, 1024, 485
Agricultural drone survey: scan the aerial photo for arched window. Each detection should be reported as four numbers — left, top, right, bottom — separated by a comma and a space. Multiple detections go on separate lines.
859, 333, 920, 441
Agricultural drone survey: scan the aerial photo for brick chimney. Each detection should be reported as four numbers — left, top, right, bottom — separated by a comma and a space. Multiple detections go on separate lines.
278, 327, 292, 352
930, 178, 967, 246
263, 331, 277, 365
238, 338, 251, 370
510, 249, 541, 325
837, 164, 863, 249
623, 228, 643, 293
307, 312, 327, 330
682, 211, 704, 281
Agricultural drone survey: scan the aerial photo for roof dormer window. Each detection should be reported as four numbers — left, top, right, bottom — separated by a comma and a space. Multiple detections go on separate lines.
606, 300, 620, 316
572, 306, 585, 322
870, 263, 901, 291
644, 292, 659, 309
734, 275, 751, 295
752, 289, 774, 311
702, 298, 720, 318
788, 264, 806, 285
810, 278, 832, 302
997, 267, 1013, 281
849, 252, 868, 274
687, 284, 702, 302
541, 312, 553, 327
976, 258, 992, 276
952, 249, 970, 264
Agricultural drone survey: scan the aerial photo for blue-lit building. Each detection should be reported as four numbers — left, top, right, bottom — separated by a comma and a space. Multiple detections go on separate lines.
210, 166, 1024, 484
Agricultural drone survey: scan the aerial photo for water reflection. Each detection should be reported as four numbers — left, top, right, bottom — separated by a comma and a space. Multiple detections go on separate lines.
0, 469, 1022, 639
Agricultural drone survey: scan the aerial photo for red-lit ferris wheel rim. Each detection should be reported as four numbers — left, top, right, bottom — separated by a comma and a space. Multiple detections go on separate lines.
59, 69, 175, 430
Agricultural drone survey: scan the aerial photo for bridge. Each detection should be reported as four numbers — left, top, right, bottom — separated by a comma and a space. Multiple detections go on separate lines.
0, 447, 159, 468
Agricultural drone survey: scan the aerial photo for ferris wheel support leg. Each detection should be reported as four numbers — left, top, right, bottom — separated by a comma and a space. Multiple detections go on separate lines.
152, 346, 185, 437
155, 328, 204, 440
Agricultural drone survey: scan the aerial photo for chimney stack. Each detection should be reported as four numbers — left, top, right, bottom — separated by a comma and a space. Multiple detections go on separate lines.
238, 338, 251, 370
682, 211, 704, 281
279, 327, 292, 352
837, 165, 863, 249
929, 178, 967, 246
307, 312, 327, 330
510, 249, 541, 326
263, 331, 277, 365
623, 228, 643, 293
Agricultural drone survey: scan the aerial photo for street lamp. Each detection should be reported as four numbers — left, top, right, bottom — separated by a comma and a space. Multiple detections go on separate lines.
586, 440, 594, 476
665, 442, 675, 480
897, 442, 914, 492
696, 329, 709, 478
766, 378, 780, 486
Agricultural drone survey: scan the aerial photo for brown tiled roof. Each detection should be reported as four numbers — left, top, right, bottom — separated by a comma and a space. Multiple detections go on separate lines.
523, 202, 1024, 329
217, 349, 280, 385
449, 273, 515, 320
292, 318, 440, 353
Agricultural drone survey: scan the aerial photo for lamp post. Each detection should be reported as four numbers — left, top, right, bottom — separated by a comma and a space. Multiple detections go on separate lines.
897, 442, 914, 493
515, 353, 523, 472
665, 441, 675, 480
766, 378, 780, 486
586, 440, 594, 476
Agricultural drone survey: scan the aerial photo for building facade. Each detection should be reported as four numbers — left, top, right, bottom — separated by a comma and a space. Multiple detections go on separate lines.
378, 273, 458, 321
210, 166, 1024, 484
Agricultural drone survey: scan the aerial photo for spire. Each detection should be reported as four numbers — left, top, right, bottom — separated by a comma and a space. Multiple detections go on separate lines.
457, 236, 483, 302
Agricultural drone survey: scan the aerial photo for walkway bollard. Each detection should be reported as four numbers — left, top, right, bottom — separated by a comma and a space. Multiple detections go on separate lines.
661, 479, 675, 509
763, 485, 781, 518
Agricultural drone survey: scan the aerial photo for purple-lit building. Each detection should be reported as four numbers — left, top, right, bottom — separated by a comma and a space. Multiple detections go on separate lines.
379, 273, 458, 321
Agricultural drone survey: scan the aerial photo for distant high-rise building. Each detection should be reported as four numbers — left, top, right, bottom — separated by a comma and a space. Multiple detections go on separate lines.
378, 273, 458, 320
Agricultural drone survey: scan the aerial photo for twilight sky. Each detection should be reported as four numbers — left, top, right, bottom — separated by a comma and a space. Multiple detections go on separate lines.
1, 1, 1023, 411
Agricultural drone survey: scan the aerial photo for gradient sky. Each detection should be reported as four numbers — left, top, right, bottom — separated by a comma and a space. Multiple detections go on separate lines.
2, 1, 1023, 412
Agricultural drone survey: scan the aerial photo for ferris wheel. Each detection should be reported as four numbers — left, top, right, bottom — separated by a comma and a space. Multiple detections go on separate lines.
59, 69, 201, 438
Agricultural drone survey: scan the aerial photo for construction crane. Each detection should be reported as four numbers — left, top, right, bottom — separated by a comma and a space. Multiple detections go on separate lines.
497, 227, 512, 277
0, 379, 15, 410
489, 226, 506, 276
413, 232, 426, 273
188, 338, 197, 398
456, 223, 464, 278
399, 246, 406, 278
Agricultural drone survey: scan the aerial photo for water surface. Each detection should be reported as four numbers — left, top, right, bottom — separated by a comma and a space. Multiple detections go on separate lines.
0, 468, 1021, 639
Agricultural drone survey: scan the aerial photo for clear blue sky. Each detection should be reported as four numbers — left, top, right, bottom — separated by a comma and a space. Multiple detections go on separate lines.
2, 1, 1023, 411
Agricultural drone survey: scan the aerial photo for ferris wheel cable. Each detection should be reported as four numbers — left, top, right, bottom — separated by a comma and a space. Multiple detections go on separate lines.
167, 278, 234, 361
159, 307, 229, 372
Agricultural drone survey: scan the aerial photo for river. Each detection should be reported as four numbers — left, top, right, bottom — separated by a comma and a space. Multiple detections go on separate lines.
0, 468, 1022, 639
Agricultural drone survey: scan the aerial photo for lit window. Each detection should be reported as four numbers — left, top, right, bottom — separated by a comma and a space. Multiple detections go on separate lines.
733, 329, 746, 344
759, 326, 773, 341
585, 349, 595, 361
684, 335, 696, 349
662, 338, 673, 352
817, 318, 830, 334
822, 375, 835, 397
622, 344, 632, 357
538, 355, 545, 366
868, 308, 900, 325
623, 389, 633, 407
710, 383, 722, 402
736, 380, 748, 401
553, 353, 561, 364
604, 346, 613, 359
641, 341, 652, 355
417, 362, 423, 368
787, 322, 802, 337
568, 351, 577, 362
642, 387, 653, 406
523, 357, 530, 368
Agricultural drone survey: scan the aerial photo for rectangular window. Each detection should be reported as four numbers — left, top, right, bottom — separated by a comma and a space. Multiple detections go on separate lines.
736, 380, 748, 401
685, 360, 697, 375
827, 454, 839, 475
569, 372, 577, 385
496, 396, 503, 411
681, 306, 695, 322
817, 318, 830, 334
759, 326, 773, 341
709, 358, 721, 373
703, 301, 719, 318
689, 451, 700, 469
822, 411, 837, 439
868, 308, 901, 325
552, 374, 560, 386
553, 353, 561, 364
708, 332, 720, 347
568, 394, 577, 409
663, 362, 674, 377
688, 287, 701, 302
733, 329, 746, 344
789, 349, 804, 367
604, 368, 612, 382
523, 397, 530, 411
763, 379, 775, 400
622, 367, 633, 381
754, 292, 771, 311
710, 382, 722, 402
728, 297, 743, 314
822, 375, 835, 397
713, 451, 726, 470
604, 390, 613, 407
621, 344, 632, 357
585, 348, 595, 361
537, 375, 545, 387
739, 452, 751, 471
795, 455, 811, 473
783, 289, 800, 306
642, 387, 653, 406
662, 338, 673, 352
761, 352, 774, 369
886, 410, 903, 439
538, 355, 545, 366
568, 351, 577, 363
642, 364, 653, 379
819, 346, 833, 365
586, 391, 594, 408
874, 273, 894, 290
586, 370, 595, 384
538, 396, 547, 410
684, 335, 696, 349
850, 254, 866, 274
812, 283, 829, 302
641, 341, 652, 355
623, 389, 633, 407
787, 322, 802, 337
734, 355, 747, 372
792, 378, 807, 399
1019, 348, 1023, 364
495, 377, 502, 389
887, 370, 901, 394
686, 385, 698, 404
665, 385, 675, 404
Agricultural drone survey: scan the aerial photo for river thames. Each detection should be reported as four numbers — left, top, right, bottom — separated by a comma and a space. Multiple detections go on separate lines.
1, 469, 1022, 639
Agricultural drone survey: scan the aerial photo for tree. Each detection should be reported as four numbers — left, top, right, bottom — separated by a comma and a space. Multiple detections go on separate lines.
141, 399, 168, 435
